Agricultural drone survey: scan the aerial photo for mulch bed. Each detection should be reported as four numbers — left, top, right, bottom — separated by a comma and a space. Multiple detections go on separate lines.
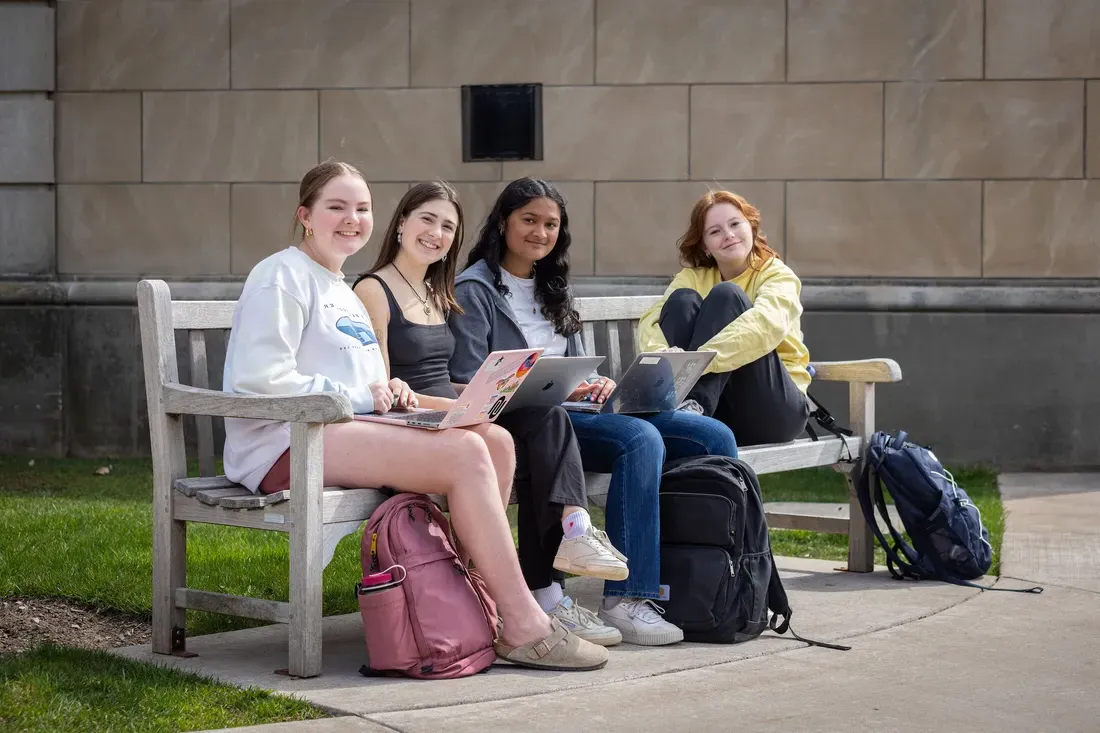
0, 597, 152, 655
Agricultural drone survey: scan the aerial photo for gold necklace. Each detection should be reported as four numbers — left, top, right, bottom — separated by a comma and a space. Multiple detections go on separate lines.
392, 264, 431, 316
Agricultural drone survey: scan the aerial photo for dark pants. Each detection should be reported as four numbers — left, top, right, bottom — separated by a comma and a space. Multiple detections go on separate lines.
493, 404, 587, 591
659, 284, 810, 447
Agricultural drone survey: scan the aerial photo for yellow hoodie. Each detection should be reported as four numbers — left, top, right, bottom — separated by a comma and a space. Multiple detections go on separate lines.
635, 256, 812, 393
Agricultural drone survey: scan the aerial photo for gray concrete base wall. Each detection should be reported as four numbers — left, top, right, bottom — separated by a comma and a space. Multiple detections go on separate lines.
2, 282, 1098, 470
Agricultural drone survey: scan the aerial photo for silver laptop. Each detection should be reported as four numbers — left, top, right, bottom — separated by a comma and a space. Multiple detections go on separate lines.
501, 355, 606, 414
355, 348, 543, 429
562, 350, 716, 415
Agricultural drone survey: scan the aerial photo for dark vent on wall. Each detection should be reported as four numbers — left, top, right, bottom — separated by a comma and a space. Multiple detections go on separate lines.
461, 83, 543, 162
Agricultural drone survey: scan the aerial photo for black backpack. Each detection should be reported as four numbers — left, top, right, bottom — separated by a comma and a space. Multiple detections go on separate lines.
655, 455, 848, 650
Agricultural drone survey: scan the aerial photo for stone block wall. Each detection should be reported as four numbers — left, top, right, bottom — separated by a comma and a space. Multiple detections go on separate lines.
41, 0, 1100, 280
2, 0, 1100, 466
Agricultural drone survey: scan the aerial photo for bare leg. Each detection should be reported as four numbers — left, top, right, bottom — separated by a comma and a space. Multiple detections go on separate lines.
321, 421, 551, 647
464, 423, 516, 509
562, 504, 584, 519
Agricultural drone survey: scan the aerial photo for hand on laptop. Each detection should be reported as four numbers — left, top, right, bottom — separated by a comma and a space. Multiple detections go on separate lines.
368, 379, 418, 413
568, 377, 616, 404
388, 378, 418, 411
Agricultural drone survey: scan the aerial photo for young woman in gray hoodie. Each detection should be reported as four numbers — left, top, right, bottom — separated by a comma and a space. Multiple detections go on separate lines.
450, 178, 739, 647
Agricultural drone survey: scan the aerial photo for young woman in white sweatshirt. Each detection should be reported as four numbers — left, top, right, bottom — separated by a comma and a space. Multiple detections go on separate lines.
220, 160, 608, 672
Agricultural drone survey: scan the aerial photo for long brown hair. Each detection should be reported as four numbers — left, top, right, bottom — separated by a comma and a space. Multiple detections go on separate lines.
677, 190, 777, 271
290, 159, 366, 241
367, 181, 464, 315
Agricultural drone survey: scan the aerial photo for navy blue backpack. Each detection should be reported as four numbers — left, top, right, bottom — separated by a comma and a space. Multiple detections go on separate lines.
856, 431, 1041, 594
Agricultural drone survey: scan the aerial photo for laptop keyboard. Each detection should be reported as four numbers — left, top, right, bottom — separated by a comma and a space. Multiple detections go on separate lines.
389, 409, 449, 425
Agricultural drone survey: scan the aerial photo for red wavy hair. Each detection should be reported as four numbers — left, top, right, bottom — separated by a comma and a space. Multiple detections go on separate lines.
677, 190, 776, 270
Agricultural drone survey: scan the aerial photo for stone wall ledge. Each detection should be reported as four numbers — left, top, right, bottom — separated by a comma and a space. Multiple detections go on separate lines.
2, 277, 1100, 313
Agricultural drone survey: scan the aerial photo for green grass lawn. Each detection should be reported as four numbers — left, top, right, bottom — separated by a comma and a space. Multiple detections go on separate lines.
0, 454, 1003, 635
0, 454, 1002, 733
0, 645, 326, 733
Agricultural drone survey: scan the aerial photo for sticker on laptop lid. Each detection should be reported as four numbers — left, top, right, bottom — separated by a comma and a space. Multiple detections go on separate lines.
640, 356, 661, 365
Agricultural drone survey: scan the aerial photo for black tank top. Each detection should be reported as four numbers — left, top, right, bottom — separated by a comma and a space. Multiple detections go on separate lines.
357, 274, 457, 399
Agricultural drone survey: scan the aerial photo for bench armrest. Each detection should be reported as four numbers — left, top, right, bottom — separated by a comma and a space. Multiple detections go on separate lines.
161, 384, 354, 423
809, 358, 902, 383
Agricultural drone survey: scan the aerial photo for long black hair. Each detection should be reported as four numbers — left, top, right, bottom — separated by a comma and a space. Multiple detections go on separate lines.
465, 178, 581, 337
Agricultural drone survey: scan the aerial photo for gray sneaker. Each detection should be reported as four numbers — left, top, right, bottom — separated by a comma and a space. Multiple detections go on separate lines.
598, 597, 684, 646
549, 596, 622, 646
677, 398, 705, 415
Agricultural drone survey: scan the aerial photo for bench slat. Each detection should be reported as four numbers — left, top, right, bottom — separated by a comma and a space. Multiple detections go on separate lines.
740, 436, 862, 475
584, 436, 862, 508
195, 486, 257, 506
575, 296, 661, 322
173, 301, 235, 330
581, 321, 596, 361
765, 511, 850, 534
175, 588, 290, 623
606, 321, 621, 379
173, 475, 235, 495
188, 330, 216, 477
220, 490, 290, 509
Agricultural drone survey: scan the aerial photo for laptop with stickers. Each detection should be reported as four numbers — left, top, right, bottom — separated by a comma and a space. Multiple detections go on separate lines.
355, 348, 543, 429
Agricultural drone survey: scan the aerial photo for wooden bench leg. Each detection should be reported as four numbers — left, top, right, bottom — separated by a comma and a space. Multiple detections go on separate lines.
152, 415, 188, 655
288, 422, 324, 678
846, 382, 875, 573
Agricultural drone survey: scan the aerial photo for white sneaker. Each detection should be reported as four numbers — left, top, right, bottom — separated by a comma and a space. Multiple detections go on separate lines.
592, 528, 627, 563
598, 598, 684, 646
553, 526, 629, 581
548, 596, 622, 647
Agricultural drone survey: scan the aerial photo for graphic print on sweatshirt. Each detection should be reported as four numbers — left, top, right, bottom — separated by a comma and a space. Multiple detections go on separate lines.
335, 315, 377, 346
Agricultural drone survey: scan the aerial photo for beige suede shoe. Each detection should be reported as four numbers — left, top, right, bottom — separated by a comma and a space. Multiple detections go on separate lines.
492, 618, 610, 671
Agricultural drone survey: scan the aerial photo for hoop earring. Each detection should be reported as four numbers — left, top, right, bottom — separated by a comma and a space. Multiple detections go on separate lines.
442, 253, 447, 263
305, 226, 313, 238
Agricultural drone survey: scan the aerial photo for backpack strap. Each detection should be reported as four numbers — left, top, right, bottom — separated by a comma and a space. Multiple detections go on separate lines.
938, 576, 1044, 594
854, 456, 925, 580
804, 392, 855, 462
766, 562, 852, 651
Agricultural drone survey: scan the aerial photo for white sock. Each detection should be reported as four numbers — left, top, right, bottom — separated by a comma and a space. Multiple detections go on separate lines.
562, 509, 591, 539
532, 582, 564, 613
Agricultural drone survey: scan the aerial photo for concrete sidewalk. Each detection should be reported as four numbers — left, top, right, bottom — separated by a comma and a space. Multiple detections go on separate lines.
116, 472, 1100, 732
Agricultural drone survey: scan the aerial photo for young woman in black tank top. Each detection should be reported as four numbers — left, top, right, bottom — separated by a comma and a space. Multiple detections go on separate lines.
353, 182, 628, 647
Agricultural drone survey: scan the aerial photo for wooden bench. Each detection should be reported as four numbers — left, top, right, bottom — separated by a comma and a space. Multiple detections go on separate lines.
137, 280, 901, 679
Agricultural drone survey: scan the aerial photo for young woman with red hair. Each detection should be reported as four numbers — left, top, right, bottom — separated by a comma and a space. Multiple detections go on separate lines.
635, 190, 811, 446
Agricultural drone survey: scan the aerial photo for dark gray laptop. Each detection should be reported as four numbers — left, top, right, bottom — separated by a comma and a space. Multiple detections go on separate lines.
562, 351, 716, 415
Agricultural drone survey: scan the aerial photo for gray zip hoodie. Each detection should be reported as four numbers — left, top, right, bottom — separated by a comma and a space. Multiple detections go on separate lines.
448, 259, 592, 384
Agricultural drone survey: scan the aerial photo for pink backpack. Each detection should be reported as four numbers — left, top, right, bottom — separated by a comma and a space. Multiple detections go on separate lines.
357, 492, 499, 679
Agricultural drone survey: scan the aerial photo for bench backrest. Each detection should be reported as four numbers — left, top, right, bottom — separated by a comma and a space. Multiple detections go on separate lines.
143, 289, 662, 479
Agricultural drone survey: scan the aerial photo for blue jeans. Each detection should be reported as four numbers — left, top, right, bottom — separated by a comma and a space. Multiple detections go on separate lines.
567, 409, 738, 600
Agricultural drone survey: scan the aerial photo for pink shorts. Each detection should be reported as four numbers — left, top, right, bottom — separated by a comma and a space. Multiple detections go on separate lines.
258, 449, 291, 494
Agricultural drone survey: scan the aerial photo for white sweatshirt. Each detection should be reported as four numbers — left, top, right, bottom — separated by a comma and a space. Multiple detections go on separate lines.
222, 246, 388, 491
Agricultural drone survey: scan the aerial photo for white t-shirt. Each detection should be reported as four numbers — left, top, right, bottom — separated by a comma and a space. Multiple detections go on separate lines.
222, 246, 388, 491
500, 268, 567, 357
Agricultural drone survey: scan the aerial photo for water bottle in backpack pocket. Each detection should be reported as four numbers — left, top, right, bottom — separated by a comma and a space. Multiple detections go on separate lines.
357, 492, 500, 679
